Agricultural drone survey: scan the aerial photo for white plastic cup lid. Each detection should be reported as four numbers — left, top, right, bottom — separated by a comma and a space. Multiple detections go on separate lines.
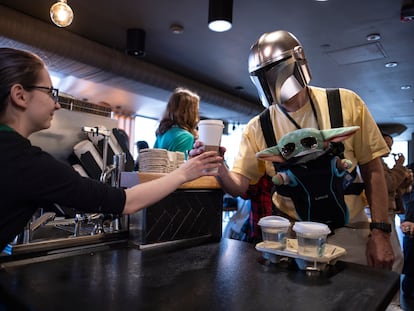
258, 216, 291, 228
198, 119, 224, 127
292, 221, 331, 236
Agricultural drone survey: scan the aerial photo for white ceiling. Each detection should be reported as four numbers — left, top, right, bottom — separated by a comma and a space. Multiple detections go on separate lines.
0, 0, 413, 139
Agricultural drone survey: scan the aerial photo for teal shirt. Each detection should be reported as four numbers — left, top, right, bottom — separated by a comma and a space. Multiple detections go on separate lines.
154, 126, 194, 158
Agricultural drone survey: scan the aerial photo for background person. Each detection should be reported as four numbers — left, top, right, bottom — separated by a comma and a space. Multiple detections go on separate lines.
382, 132, 413, 214
190, 29, 393, 270
380, 132, 413, 310
401, 193, 414, 310
0, 47, 221, 252
154, 87, 199, 158
400, 162, 414, 310
381, 132, 411, 273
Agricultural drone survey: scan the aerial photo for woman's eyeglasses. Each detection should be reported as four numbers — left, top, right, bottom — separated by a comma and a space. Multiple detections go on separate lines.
25, 86, 59, 102
281, 136, 318, 157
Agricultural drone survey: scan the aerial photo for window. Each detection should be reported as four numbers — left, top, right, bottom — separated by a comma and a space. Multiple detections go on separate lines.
133, 116, 158, 158
221, 123, 245, 169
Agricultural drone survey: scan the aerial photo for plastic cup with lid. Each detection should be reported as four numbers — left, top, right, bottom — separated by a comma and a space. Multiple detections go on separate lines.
258, 216, 291, 249
292, 221, 331, 258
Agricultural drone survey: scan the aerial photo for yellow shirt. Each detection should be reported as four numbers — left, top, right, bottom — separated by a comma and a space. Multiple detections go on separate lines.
231, 86, 389, 221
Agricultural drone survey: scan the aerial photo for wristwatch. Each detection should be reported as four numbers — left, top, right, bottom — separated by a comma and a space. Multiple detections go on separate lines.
369, 222, 392, 233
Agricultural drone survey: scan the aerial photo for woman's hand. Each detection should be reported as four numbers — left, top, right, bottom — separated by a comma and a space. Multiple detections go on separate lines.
395, 153, 405, 166
178, 150, 222, 180
188, 140, 227, 158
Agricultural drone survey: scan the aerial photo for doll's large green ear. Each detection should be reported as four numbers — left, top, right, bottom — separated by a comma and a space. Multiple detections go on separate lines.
320, 126, 360, 143
256, 145, 285, 162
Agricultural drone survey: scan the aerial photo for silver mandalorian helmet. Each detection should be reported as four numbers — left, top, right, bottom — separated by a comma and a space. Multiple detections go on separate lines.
248, 30, 312, 107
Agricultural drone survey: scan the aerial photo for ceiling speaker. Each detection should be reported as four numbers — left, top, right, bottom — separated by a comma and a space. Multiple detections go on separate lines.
126, 28, 146, 57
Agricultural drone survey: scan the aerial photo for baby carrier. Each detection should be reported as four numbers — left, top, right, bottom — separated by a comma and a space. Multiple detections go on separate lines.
273, 147, 349, 230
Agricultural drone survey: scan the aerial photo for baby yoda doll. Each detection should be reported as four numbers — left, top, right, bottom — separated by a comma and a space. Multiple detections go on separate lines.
256, 126, 360, 230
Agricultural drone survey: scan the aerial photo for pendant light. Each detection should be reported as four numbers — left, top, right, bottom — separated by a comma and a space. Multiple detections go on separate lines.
208, 0, 233, 32
50, 0, 74, 27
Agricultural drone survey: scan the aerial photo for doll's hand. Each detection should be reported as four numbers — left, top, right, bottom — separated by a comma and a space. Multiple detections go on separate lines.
272, 172, 289, 185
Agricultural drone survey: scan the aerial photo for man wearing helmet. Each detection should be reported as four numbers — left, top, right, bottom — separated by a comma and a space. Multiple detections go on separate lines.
190, 30, 393, 270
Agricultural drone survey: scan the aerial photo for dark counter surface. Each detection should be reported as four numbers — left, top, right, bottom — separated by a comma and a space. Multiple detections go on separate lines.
0, 238, 399, 311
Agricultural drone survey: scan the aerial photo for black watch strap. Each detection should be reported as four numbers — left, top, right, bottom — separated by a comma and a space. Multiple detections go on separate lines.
370, 222, 392, 233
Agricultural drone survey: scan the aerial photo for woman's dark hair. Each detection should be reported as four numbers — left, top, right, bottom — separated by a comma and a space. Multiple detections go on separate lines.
155, 87, 200, 138
0, 48, 45, 114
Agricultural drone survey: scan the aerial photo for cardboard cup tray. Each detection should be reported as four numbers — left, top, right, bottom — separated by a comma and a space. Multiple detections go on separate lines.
255, 239, 346, 264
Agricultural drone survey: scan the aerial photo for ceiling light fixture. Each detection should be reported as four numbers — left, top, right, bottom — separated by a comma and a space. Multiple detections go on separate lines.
385, 62, 398, 68
401, 85, 412, 90
170, 24, 184, 34
126, 29, 146, 57
366, 33, 381, 41
208, 0, 233, 32
50, 0, 73, 27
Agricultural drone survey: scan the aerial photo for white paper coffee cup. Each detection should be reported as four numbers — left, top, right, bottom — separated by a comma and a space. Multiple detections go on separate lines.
198, 119, 224, 173
198, 119, 224, 153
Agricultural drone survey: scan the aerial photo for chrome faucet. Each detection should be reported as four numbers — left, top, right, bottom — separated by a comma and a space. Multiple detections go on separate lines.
111, 153, 126, 187
73, 213, 106, 236
100, 164, 116, 183
89, 213, 105, 235
20, 212, 56, 243
100, 153, 126, 186
73, 213, 87, 237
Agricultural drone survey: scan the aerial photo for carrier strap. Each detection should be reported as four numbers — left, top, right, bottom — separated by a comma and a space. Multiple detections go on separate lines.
259, 108, 277, 148
259, 88, 343, 147
327, 88, 343, 128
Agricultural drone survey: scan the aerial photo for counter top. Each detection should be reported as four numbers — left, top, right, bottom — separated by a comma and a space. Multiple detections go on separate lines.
0, 238, 399, 311
138, 172, 221, 189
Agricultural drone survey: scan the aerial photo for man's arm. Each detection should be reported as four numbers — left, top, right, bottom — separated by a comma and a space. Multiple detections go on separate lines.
215, 164, 251, 197
360, 157, 394, 270
189, 140, 251, 197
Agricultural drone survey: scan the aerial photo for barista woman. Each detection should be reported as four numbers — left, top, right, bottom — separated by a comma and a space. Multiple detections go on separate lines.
0, 47, 221, 251
154, 88, 199, 157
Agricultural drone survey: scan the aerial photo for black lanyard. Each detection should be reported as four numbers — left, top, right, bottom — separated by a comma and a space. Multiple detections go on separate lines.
277, 88, 320, 130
